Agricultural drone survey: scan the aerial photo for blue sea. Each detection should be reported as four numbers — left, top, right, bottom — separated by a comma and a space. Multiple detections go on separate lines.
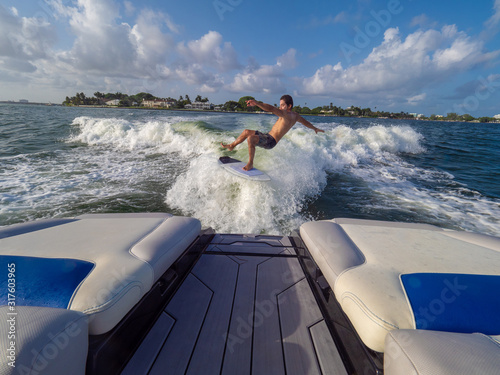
1, 103, 499, 236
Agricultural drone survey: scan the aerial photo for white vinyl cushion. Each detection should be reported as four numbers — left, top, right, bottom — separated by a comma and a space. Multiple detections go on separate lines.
0, 213, 201, 335
0, 306, 88, 375
384, 330, 500, 375
300, 218, 500, 352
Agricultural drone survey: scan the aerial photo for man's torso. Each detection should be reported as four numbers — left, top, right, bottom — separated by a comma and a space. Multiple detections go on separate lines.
268, 111, 299, 143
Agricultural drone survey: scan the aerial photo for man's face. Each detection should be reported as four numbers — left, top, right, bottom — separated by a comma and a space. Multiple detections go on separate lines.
279, 99, 290, 111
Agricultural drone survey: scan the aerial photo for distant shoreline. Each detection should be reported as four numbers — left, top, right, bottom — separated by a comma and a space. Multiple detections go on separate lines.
0, 101, 62, 106
1, 101, 498, 124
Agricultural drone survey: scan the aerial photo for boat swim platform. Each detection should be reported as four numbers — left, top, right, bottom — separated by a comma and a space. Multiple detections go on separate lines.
121, 233, 350, 375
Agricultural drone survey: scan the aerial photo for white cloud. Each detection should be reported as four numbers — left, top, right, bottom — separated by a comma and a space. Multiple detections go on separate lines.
50, 0, 181, 84
0, 5, 56, 61
0, 0, 251, 98
227, 68, 285, 94
485, 0, 500, 29
130, 10, 175, 68
410, 14, 427, 27
0, 0, 205, 98
305, 12, 348, 28
227, 48, 297, 94
173, 30, 242, 92
177, 30, 240, 72
175, 64, 213, 86
0, 4, 57, 75
277, 48, 297, 69
56, 0, 173, 78
301, 26, 498, 100
123, 1, 135, 17
410, 14, 438, 29
407, 93, 426, 105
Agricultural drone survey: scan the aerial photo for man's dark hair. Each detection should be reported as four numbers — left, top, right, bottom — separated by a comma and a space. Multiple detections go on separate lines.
280, 94, 293, 109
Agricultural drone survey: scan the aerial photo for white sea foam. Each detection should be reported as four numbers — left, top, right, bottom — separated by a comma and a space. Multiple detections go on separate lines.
2, 114, 498, 237
352, 162, 500, 235
70, 116, 218, 156
0, 148, 161, 224
1, 115, 211, 224
166, 120, 499, 235
166, 122, 433, 234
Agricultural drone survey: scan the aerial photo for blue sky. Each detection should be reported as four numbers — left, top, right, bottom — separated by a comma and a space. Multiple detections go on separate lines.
0, 0, 499, 116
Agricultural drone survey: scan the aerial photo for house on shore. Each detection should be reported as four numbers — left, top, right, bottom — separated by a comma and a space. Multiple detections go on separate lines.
105, 99, 120, 106
184, 101, 213, 110
142, 99, 176, 108
410, 113, 425, 119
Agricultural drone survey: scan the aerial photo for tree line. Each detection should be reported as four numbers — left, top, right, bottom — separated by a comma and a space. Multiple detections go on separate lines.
62, 92, 258, 111
63, 92, 175, 107
62, 92, 498, 122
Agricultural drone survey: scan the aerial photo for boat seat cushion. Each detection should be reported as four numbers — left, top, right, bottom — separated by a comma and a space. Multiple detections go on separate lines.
384, 330, 500, 375
401, 273, 500, 333
0, 213, 201, 335
299, 220, 365, 280
300, 218, 500, 352
0, 306, 88, 375
0, 256, 94, 309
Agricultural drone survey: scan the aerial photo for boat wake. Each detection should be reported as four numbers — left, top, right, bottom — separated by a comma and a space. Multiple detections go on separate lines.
2, 113, 498, 238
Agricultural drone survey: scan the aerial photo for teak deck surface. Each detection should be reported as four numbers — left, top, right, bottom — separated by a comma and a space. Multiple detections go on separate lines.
122, 234, 347, 375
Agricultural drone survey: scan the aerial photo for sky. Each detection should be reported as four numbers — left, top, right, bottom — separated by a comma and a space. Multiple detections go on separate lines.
0, 0, 499, 116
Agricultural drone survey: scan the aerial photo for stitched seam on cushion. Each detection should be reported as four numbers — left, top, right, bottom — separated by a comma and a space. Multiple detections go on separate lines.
128, 216, 171, 261
479, 333, 500, 348
128, 217, 170, 255
130, 217, 198, 280
126, 216, 171, 284
399, 273, 417, 329
149, 220, 199, 278
341, 292, 399, 330
68, 261, 96, 308
333, 224, 367, 291
301, 228, 340, 279
82, 282, 142, 314
387, 331, 419, 373
337, 224, 366, 265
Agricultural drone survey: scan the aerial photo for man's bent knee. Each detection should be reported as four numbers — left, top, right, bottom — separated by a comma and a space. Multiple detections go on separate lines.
248, 134, 259, 146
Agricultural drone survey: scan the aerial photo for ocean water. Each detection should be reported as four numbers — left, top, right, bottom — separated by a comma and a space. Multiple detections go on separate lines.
1, 103, 499, 236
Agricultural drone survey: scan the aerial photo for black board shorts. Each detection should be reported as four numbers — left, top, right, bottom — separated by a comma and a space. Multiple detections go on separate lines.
255, 131, 277, 149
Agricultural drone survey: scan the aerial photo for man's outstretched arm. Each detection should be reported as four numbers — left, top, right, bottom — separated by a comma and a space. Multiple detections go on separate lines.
246, 100, 283, 117
297, 115, 325, 134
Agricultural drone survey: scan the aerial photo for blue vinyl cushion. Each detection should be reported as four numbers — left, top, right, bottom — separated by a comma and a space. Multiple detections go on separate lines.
0, 255, 94, 309
401, 273, 500, 334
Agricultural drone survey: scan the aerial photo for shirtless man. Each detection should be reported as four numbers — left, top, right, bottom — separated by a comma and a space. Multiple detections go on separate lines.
221, 95, 324, 170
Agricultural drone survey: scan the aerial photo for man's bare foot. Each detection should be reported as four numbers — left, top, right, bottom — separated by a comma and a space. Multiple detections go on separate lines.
243, 163, 253, 171
221, 142, 235, 151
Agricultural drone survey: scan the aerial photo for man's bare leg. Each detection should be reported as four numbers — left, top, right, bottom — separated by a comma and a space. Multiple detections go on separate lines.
221, 129, 256, 151
244, 134, 259, 171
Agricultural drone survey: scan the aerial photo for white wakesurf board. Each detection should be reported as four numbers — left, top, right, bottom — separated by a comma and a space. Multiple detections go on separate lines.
218, 156, 271, 181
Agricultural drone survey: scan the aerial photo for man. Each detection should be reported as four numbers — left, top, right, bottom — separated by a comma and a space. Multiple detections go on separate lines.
221, 95, 325, 171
